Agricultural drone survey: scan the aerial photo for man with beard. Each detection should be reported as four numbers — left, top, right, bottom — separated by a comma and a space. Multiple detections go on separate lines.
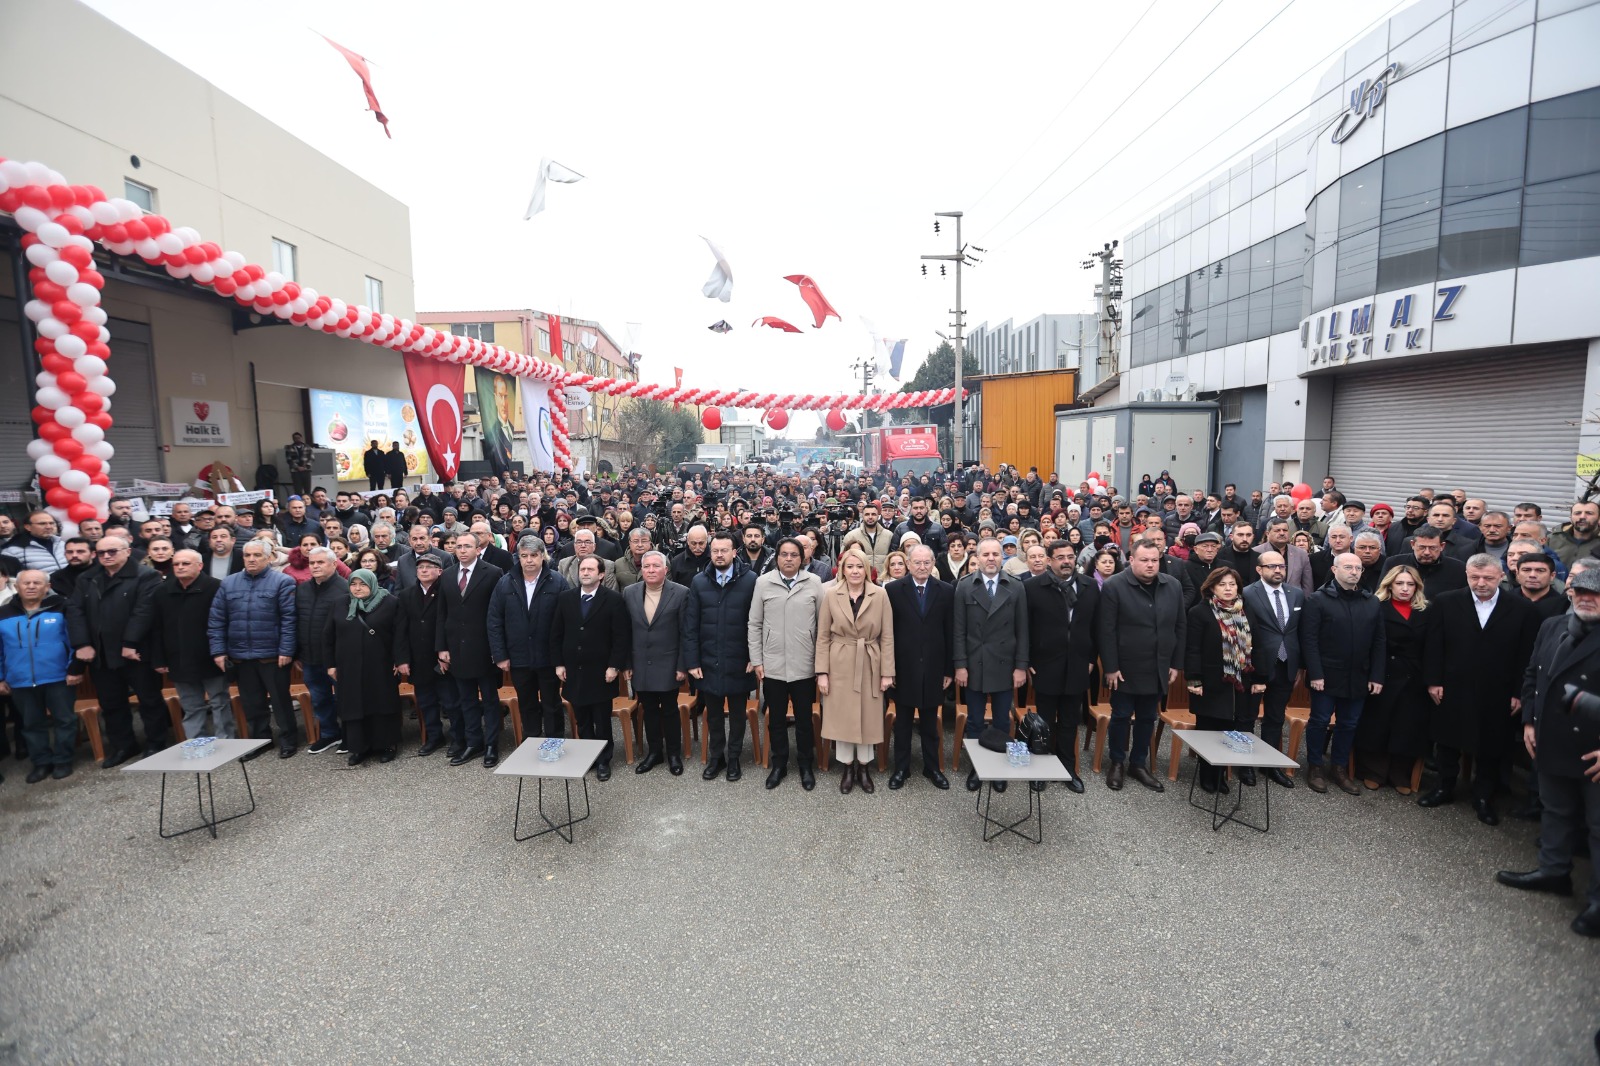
49, 538, 96, 599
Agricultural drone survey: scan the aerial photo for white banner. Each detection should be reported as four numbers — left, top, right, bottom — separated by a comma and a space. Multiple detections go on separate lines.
147, 496, 216, 516
519, 378, 558, 474
218, 489, 274, 506
133, 478, 189, 496
171, 398, 232, 446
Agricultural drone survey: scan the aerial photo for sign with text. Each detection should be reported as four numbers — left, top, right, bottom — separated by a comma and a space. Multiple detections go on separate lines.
171, 398, 232, 446
309, 389, 431, 483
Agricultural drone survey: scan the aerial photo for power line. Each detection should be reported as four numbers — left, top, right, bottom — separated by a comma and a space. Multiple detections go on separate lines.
976, 0, 1231, 243
984, 0, 1309, 248
965, 0, 1164, 216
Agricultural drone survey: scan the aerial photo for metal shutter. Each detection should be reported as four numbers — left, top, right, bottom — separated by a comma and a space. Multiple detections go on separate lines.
0, 297, 34, 493
1327, 348, 1585, 514
103, 319, 164, 483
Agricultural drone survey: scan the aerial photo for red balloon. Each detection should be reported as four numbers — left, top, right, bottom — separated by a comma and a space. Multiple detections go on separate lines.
91, 473, 110, 487
57, 214, 83, 236
701, 407, 722, 431
88, 412, 113, 430
52, 438, 84, 460
45, 488, 73, 508
1290, 483, 1314, 500
51, 301, 81, 324
1089, 471, 1101, 481
69, 320, 99, 343
103, 223, 128, 244
39, 422, 68, 441
73, 392, 104, 414
32, 280, 66, 303
59, 244, 93, 269
87, 341, 110, 358
70, 455, 102, 475
67, 503, 97, 523
41, 354, 73, 374
123, 218, 149, 241
825, 409, 847, 432
47, 184, 74, 210
765, 408, 789, 431
214, 278, 237, 297
54, 371, 86, 394
20, 186, 51, 211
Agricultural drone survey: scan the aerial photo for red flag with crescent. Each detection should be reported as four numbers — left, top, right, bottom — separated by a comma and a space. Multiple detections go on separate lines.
402, 353, 465, 481
321, 36, 392, 138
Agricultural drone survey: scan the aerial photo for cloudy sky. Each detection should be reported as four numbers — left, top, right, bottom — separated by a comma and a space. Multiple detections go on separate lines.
85, 0, 1404, 416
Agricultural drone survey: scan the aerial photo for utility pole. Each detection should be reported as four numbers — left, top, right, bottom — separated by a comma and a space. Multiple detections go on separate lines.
848, 353, 876, 430
922, 212, 981, 472
1082, 241, 1124, 385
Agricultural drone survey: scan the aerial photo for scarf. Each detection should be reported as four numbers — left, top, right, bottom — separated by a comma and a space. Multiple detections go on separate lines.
347, 568, 391, 619
1212, 598, 1252, 689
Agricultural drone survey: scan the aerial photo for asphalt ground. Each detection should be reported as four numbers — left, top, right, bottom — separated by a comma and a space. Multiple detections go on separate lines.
1, 718, 1596, 1065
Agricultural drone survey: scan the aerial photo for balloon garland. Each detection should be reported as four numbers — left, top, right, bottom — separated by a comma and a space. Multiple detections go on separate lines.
0, 156, 965, 505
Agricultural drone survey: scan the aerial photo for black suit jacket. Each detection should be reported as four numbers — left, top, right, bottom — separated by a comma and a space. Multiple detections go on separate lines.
396, 580, 448, 684
435, 560, 504, 678
884, 577, 954, 708
1425, 588, 1538, 756
1383, 553, 1468, 599
1522, 613, 1600, 778
550, 585, 630, 705
1241, 580, 1304, 677
1022, 572, 1099, 696
481, 543, 516, 574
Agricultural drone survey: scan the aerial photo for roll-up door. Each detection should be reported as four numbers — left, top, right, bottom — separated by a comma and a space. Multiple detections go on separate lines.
1327, 349, 1585, 514
103, 318, 163, 483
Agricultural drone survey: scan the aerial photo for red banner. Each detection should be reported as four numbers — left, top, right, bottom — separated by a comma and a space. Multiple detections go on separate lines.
402, 352, 465, 482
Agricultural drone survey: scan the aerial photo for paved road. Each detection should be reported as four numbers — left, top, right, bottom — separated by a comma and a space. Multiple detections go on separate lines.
1, 729, 1595, 1065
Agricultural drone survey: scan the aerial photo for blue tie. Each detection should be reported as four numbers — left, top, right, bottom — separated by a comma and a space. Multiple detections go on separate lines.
581, 593, 592, 619
916, 582, 926, 616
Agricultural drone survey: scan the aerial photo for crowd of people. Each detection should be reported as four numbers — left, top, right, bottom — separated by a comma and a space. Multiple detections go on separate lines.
0, 460, 1596, 937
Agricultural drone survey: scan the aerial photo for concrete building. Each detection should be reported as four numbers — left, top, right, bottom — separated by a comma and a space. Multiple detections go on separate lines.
0, 0, 417, 495
1104, 0, 1600, 513
964, 313, 1098, 467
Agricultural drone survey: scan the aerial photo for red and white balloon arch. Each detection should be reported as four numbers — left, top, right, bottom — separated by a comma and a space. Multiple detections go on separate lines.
0, 157, 963, 526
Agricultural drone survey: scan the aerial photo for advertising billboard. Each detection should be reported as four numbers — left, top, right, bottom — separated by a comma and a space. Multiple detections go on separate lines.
309, 390, 432, 483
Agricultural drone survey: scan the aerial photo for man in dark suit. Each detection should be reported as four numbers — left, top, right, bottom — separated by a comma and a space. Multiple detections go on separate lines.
487, 536, 568, 743
552, 556, 630, 780
953, 536, 1029, 793
1499, 566, 1600, 937
884, 544, 953, 790
295, 547, 349, 754
1098, 541, 1186, 793
623, 550, 689, 775
683, 532, 758, 782
1301, 553, 1385, 795
1022, 539, 1096, 793
395, 524, 451, 591
1240, 549, 1304, 787
1420, 553, 1540, 824
1384, 525, 1468, 599
435, 529, 505, 767
396, 553, 457, 756
469, 518, 516, 574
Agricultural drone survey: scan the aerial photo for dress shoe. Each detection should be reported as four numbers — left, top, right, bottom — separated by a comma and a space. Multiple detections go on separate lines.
1216, 773, 1230, 795
993, 780, 1008, 794
1417, 787, 1454, 808
799, 764, 816, 790
923, 768, 950, 790
415, 736, 445, 758
966, 769, 981, 792
668, 754, 684, 776
1106, 761, 1126, 791
765, 764, 787, 790
636, 751, 663, 774
379, 749, 396, 764
143, 743, 166, 758
703, 756, 726, 781
1572, 903, 1600, 938
278, 745, 298, 760
347, 751, 367, 767
52, 764, 72, 780
1199, 776, 1217, 795
1306, 765, 1328, 793
841, 763, 855, 795
888, 769, 909, 790
1062, 770, 1085, 794
1128, 766, 1165, 793
482, 745, 499, 769
1266, 767, 1294, 789
240, 744, 268, 763
1329, 765, 1360, 796
1029, 780, 1047, 793
1239, 767, 1257, 788
445, 746, 465, 762
26, 765, 50, 785
1494, 869, 1573, 895
726, 759, 742, 783
858, 764, 875, 794
449, 746, 483, 766
596, 761, 611, 782
1511, 801, 1542, 822
1474, 798, 1499, 826
101, 745, 139, 770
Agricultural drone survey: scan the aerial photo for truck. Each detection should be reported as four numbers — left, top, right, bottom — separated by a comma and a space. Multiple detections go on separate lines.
862, 424, 942, 480
695, 444, 733, 468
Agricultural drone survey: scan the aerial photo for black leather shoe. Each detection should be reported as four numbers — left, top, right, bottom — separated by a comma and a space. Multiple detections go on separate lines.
278, 745, 297, 759
1106, 761, 1126, 791
1239, 767, 1257, 787
765, 764, 786, 790
52, 764, 72, 780
1029, 780, 1047, 793
965, 769, 981, 792
799, 764, 816, 790
102, 745, 139, 770
636, 751, 663, 774
596, 761, 611, 781
143, 742, 166, 758
923, 768, 950, 790
1494, 869, 1573, 895
993, 780, 1008, 794
1199, 776, 1218, 794
450, 746, 482, 766
482, 745, 499, 769
726, 759, 742, 782
240, 744, 268, 763
347, 751, 367, 766
1063, 770, 1086, 794
379, 749, 396, 763
26, 765, 49, 785
1474, 798, 1499, 825
668, 754, 684, 776
1418, 787, 1454, 808
888, 769, 908, 790
1129, 766, 1165, 792
1573, 903, 1600, 938
1266, 767, 1294, 788
445, 746, 464, 762
702, 756, 726, 781
415, 736, 445, 757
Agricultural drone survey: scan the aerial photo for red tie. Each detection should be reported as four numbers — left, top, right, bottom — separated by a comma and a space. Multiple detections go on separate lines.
458, 567, 469, 593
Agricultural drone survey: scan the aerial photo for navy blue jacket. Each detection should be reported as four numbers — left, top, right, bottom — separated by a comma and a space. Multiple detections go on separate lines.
486, 566, 570, 670
683, 557, 758, 696
0, 594, 76, 688
208, 568, 298, 660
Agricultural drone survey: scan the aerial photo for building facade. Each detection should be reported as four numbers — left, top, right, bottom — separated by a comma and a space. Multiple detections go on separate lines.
1112, 0, 1600, 512
965, 312, 1098, 466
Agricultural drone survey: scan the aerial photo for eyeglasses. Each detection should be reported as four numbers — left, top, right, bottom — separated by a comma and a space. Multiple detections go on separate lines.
96, 548, 124, 557
1259, 563, 1287, 570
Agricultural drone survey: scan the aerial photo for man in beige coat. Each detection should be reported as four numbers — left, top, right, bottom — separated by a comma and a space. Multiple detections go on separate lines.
815, 549, 896, 794
748, 537, 825, 791
559, 529, 619, 591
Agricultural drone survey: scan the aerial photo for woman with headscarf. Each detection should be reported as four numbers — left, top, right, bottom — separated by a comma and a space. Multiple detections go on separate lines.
323, 568, 406, 765
1184, 567, 1254, 793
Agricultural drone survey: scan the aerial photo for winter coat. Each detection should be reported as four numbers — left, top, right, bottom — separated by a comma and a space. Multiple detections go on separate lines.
1424, 588, 1539, 756
1300, 581, 1385, 699
149, 573, 225, 684
486, 566, 569, 670
952, 570, 1030, 693
746, 569, 823, 682
884, 577, 954, 709
1521, 613, 1600, 779
0, 594, 75, 688
1, 533, 66, 575
1097, 568, 1186, 695
67, 562, 161, 658
815, 580, 894, 746
622, 580, 688, 692
1355, 602, 1433, 757
324, 594, 404, 725
682, 557, 758, 696
1183, 600, 1251, 719
1024, 571, 1099, 696
550, 585, 630, 705
208, 567, 298, 660
295, 575, 349, 667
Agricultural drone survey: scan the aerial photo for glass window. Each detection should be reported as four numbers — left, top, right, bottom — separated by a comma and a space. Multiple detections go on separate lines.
1229, 168, 1252, 212
1438, 189, 1522, 277
364, 276, 384, 312
1209, 184, 1229, 224
1159, 208, 1175, 248
1338, 160, 1383, 240
1376, 208, 1440, 291
1310, 244, 1337, 312
1313, 184, 1339, 250
1157, 282, 1174, 326
1274, 228, 1306, 286
1131, 291, 1155, 330
1131, 328, 1151, 367
123, 179, 154, 212
1157, 320, 1177, 361
539, 329, 550, 353
271, 239, 297, 282
1250, 239, 1275, 293
1224, 296, 1250, 346
1247, 287, 1274, 341
1186, 266, 1211, 312
449, 322, 496, 341
1381, 134, 1444, 225
1333, 228, 1379, 304
1192, 189, 1211, 229
1443, 108, 1528, 205
1520, 172, 1600, 267
1270, 278, 1301, 334
1225, 250, 1251, 302
1526, 87, 1600, 185
1185, 306, 1211, 353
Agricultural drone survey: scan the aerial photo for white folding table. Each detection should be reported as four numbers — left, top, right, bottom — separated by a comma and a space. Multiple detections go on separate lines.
121, 739, 272, 839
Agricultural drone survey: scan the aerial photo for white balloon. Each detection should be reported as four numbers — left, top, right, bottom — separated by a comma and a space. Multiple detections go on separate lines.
289, 298, 308, 315
223, 250, 245, 269
66, 205, 94, 228
113, 198, 142, 221
88, 376, 116, 397
53, 334, 86, 360
23, 300, 51, 323
46, 506, 70, 523
87, 441, 114, 461
12, 206, 48, 233
65, 234, 93, 254
155, 233, 183, 256
263, 271, 285, 290
96, 327, 109, 344
0, 159, 27, 188
81, 307, 107, 327
35, 371, 56, 389
70, 421, 104, 444
26, 439, 53, 460
58, 470, 90, 492
168, 264, 192, 279
44, 259, 78, 286
67, 282, 99, 307
35, 386, 69, 410
53, 406, 85, 428
191, 264, 215, 285
235, 283, 256, 302
272, 303, 292, 319
36, 222, 70, 249
134, 238, 160, 260
173, 226, 200, 244
36, 318, 66, 340
23, 161, 52, 185
89, 201, 121, 225
24, 242, 58, 267
34, 454, 69, 479
81, 484, 112, 506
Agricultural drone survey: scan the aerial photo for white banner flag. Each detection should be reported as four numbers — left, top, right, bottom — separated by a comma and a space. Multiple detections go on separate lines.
519, 377, 559, 473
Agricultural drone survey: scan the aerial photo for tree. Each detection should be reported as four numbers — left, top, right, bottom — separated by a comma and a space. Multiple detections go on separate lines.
658, 405, 704, 467
611, 398, 704, 469
900, 341, 978, 394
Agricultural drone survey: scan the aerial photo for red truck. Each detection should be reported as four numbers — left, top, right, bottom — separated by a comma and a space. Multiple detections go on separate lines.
863, 424, 942, 479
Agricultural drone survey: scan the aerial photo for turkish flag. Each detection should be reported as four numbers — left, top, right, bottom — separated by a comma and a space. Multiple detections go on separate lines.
321, 36, 392, 138
674, 366, 683, 410
402, 353, 464, 482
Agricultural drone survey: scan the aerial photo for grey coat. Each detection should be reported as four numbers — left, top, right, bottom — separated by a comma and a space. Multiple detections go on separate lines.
747, 568, 823, 682
952, 570, 1029, 693
1097, 568, 1187, 695
622, 580, 687, 692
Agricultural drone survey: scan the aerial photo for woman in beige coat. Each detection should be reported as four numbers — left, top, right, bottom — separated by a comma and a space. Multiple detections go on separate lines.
815, 549, 895, 794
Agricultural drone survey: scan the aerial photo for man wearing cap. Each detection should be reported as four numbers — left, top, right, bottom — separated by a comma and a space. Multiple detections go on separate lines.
559, 528, 619, 591
396, 550, 456, 755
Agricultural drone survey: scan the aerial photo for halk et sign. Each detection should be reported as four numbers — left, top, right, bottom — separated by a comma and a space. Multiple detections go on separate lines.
1302, 284, 1465, 368
1330, 62, 1399, 144
171, 397, 232, 446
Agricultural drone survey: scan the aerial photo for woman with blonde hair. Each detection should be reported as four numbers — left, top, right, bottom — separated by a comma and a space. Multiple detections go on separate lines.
815, 548, 895, 795
880, 551, 909, 586
1354, 565, 1431, 794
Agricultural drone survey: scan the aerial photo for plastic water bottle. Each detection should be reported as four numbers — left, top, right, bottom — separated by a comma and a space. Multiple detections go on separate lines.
1223, 730, 1255, 754
179, 737, 216, 760
538, 737, 566, 762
